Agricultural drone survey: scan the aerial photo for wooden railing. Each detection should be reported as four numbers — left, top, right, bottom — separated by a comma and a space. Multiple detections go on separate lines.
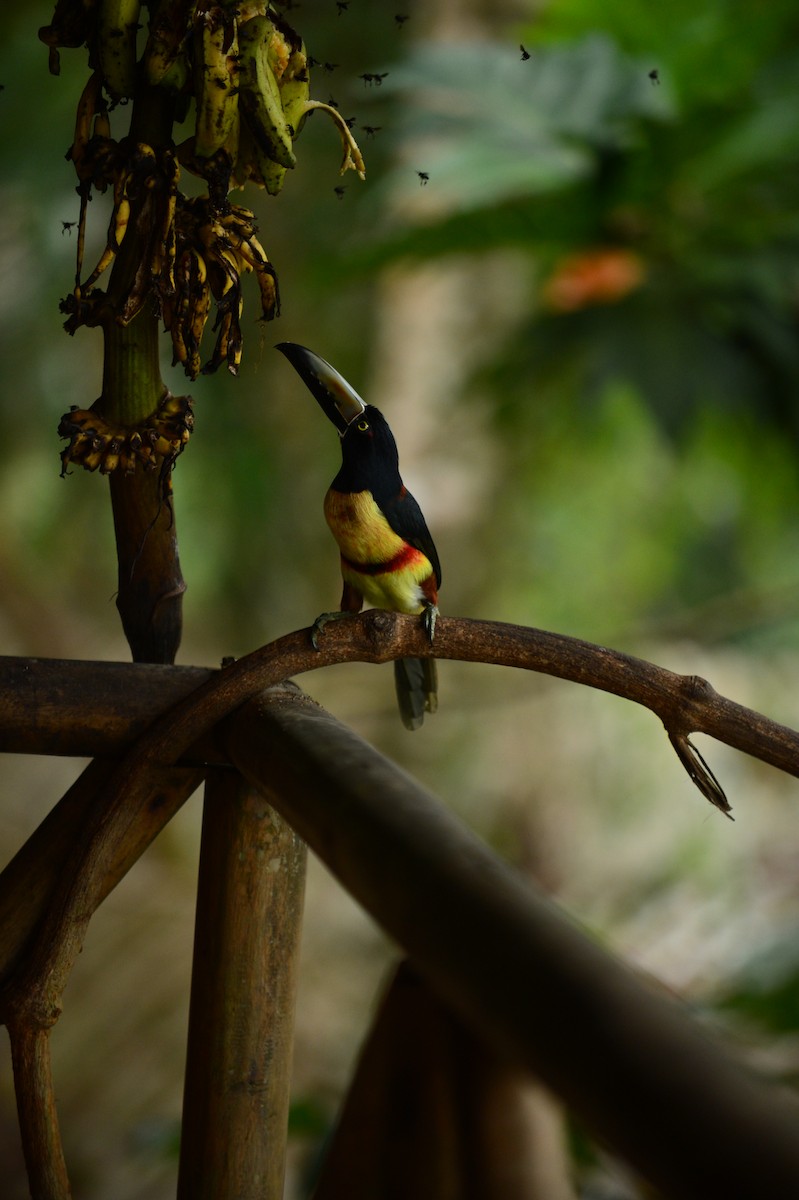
2, 614, 799, 1196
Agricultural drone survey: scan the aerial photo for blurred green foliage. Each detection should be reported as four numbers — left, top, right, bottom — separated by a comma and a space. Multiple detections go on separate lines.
333, 0, 799, 649
4, 0, 797, 653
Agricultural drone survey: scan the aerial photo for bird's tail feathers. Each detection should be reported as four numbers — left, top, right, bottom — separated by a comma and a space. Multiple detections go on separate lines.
394, 656, 438, 731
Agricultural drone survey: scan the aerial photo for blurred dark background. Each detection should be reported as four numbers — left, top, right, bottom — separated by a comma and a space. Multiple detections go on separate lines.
2, 0, 799, 1195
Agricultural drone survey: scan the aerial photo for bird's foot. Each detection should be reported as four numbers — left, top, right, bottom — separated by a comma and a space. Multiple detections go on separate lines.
311, 610, 351, 650
421, 603, 439, 644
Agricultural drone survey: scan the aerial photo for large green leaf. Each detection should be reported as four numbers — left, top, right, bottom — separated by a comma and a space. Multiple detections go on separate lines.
370, 36, 671, 214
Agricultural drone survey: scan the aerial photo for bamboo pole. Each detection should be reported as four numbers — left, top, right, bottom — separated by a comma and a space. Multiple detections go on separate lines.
178, 770, 306, 1200
0, 656, 217, 759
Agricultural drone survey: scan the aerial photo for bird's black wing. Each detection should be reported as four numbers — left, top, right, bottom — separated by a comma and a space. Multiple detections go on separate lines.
381, 488, 442, 588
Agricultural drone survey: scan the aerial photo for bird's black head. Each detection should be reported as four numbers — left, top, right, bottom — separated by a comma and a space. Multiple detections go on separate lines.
276, 342, 403, 495
335, 403, 401, 494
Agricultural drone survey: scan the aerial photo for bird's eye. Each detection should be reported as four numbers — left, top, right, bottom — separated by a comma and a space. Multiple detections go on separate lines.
356, 419, 369, 431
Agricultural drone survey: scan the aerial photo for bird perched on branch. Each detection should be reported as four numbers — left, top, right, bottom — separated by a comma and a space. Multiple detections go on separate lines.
276, 342, 441, 729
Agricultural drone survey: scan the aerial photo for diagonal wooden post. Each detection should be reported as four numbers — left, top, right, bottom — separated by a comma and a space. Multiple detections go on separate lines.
222, 684, 799, 1199
177, 768, 307, 1200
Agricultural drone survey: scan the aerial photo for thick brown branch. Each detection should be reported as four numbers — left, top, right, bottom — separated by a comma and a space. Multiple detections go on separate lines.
3, 616, 799, 783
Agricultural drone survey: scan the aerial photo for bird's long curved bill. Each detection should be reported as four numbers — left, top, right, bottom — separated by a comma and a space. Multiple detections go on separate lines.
276, 342, 366, 435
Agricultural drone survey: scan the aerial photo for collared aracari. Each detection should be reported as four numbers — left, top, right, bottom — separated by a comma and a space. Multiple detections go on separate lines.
276, 342, 440, 730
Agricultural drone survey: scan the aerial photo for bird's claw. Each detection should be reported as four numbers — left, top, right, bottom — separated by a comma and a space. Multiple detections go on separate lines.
422, 603, 439, 644
312, 606, 438, 648
310, 610, 349, 650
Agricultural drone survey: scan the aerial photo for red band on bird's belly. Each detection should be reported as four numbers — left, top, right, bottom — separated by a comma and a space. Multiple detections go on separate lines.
341, 544, 422, 576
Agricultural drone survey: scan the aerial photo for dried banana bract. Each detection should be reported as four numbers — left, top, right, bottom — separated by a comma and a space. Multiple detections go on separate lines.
159, 195, 280, 379
61, 133, 180, 333
42, 0, 366, 473
58, 392, 194, 477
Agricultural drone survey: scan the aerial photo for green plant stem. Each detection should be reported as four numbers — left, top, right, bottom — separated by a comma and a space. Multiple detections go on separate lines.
101, 311, 164, 427
102, 291, 187, 661
99, 81, 186, 663
102, 313, 186, 663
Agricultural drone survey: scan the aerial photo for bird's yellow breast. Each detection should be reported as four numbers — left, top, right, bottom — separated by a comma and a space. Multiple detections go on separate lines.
324, 489, 405, 563
324, 488, 433, 614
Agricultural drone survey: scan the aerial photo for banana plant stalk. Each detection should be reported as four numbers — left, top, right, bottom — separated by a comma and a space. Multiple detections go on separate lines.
101, 85, 186, 664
